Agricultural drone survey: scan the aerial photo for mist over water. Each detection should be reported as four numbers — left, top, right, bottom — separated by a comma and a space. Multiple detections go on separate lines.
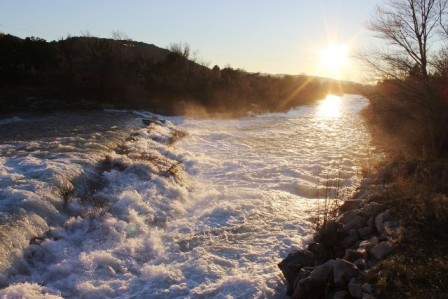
0, 95, 374, 298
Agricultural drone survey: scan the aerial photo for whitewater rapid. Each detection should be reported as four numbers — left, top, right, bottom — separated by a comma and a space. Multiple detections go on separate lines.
0, 95, 375, 298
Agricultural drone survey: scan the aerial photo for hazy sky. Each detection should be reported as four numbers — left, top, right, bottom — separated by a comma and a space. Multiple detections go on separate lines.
0, 0, 384, 81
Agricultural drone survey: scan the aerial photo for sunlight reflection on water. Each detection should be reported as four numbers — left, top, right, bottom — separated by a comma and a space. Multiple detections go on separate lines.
317, 94, 342, 118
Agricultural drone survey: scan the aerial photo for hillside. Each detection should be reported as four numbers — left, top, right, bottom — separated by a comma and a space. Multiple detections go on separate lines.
0, 33, 360, 116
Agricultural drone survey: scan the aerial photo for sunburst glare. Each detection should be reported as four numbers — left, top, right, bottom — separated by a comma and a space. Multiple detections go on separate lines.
319, 44, 349, 78
317, 94, 341, 118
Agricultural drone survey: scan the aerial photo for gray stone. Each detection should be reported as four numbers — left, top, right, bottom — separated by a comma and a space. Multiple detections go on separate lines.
338, 210, 359, 224
333, 290, 349, 299
358, 237, 379, 252
374, 210, 392, 232
336, 230, 360, 249
353, 258, 368, 270
367, 217, 375, 229
339, 199, 364, 213
278, 250, 315, 294
344, 215, 368, 231
309, 259, 335, 283
320, 220, 346, 247
370, 241, 395, 260
362, 294, 376, 299
348, 277, 363, 298
358, 226, 373, 238
383, 221, 399, 235
308, 242, 331, 264
292, 277, 326, 299
360, 202, 384, 218
333, 258, 359, 287
362, 283, 373, 293
344, 249, 366, 262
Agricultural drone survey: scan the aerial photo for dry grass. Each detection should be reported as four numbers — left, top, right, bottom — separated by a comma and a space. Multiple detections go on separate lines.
167, 129, 187, 146
57, 180, 74, 206
311, 171, 345, 230
368, 156, 448, 298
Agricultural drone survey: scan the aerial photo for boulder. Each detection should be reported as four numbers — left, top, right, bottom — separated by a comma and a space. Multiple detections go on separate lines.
370, 241, 395, 260
358, 226, 373, 238
333, 290, 350, 299
360, 202, 384, 218
333, 258, 359, 287
362, 283, 373, 293
344, 215, 368, 231
309, 259, 336, 284
348, 277, 363, 298
344, 249, 366, 262
339, 199, 364, 213
358, 237, 379, 252
335, 230, 360, 250
338, 210, 359, 224
353, 258, 368, 271
292, 277, 326, 299
278, 250, 316, 294
291, 267, 313, 295
308, 242, 331, 264
383, 221, 399, 236
374, 209, 392, 232
320, 221, 346, 247
367, 217, 375, 229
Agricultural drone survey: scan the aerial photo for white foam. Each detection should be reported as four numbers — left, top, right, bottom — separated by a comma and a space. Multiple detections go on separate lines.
0, 95, 378, 297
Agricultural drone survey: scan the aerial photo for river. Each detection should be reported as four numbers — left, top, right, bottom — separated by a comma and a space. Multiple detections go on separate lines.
0, 94, 374, 298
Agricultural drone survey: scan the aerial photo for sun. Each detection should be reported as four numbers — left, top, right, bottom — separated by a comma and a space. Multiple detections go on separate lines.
319, 44, 349, 74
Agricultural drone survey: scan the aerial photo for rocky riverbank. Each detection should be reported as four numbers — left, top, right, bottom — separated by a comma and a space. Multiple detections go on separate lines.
279, 176, 404, 298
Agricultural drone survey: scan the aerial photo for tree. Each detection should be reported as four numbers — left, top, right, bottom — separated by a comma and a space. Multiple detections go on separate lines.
362, 0, 448, 155
365, 0, 447, 81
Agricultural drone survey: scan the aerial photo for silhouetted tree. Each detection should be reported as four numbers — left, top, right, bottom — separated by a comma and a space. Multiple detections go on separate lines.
362, 0, 448, 155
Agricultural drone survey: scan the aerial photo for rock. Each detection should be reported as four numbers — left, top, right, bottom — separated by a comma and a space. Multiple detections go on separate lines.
338, 210, 359, 224
320, 221, 346, 247
292, 277, 326, 299
362, 293, 376, 299
339, 199, 364, 213
367, 217, 375, 229
344, 215, 368, 231
278, 250, 316, 294
291, 267, 313, 294
348, 277, 363, 298
360, 202, 384, 218
358, 226, 373, 238
358, 237, 379, 252
309, 259, 335, 284
370, 241, 395, 260
308, 242, 331, 264
344, 249, 366, 262
374, 210, 392, 232
362, 283, 373, 293
383, 221, 399, 235
336, 230, 360, 250
333, 258, 359, 287
364, 268, 379, 283
333, 290, 349, 299
353, 258, 368, 270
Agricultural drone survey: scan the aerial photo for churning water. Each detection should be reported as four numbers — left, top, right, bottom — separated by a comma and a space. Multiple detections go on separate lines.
0, 94, 374, 298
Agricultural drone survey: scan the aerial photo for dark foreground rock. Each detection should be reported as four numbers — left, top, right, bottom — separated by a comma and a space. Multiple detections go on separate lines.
278, 182, 403, 298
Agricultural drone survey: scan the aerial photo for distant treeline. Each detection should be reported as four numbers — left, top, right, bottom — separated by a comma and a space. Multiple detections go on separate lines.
0, 33, 360, 115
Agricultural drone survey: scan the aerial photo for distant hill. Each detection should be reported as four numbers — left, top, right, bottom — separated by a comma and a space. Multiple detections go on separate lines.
0, 33, 362, 115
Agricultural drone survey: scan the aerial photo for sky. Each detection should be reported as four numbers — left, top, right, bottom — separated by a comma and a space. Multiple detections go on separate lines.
0, 0, 384, 82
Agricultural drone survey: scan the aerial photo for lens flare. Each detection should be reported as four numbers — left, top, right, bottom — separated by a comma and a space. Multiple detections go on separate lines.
317, 94, 341, 118
320, 44, 349, 73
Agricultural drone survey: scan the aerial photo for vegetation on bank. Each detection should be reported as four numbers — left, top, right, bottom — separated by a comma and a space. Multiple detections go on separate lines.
0, 32, 359, 116
359, 0, 448, 297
